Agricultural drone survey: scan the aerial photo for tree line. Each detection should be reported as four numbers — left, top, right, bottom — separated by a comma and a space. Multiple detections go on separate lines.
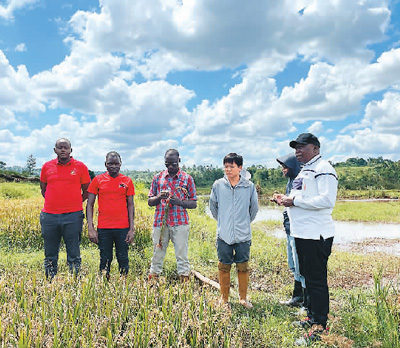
1, 156, 399, 191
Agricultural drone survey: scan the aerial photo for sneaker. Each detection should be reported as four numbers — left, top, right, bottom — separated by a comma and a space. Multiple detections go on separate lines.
279, 296, 303, 307
293, 317, 313, 329
295, 325, 329, 346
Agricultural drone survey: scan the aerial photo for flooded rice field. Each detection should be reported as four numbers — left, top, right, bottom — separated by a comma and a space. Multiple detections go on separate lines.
206, 204, 400, 256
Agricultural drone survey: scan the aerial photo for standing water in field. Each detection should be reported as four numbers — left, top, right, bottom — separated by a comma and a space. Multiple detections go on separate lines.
206, 204, 400, 255
255, 206, 400, 255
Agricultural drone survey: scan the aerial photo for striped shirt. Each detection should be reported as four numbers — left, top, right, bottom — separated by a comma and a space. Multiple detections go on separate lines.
148, 169, 197, 227
288, 155, 338, 240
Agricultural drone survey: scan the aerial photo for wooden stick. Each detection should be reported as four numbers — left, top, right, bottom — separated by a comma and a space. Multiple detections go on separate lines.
191, 270, 220, 290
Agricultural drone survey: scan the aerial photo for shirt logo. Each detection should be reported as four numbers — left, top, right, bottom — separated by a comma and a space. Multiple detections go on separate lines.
119, 183, 126, 188
70, 169, 77, 175
292, 178, 303, 190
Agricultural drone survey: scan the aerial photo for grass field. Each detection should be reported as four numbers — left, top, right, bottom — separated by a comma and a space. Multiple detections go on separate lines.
0, 182, 399, 347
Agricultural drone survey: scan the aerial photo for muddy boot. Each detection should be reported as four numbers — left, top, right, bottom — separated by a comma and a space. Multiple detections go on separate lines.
280, 280, 303, 307
237, 262, 253, 309
218, 262, 231, 304
180, 275, 189, 283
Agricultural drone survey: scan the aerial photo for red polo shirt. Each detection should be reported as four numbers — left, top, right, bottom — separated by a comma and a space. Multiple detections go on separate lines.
41, 157, 91, 214
88, 172, 135, 229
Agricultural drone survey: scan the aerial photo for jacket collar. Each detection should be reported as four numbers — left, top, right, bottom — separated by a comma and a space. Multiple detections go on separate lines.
223, 174, 249, 188
303, 155, 321, 167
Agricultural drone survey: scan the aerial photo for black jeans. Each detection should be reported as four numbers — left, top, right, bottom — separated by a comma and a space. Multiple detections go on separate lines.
295, 236, 333, 328
98, 228, 129, 276
40, 211, 84, 278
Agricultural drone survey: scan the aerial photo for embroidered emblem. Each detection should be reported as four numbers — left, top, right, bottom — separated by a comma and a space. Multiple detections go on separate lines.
119, 183, 126, 188
292, 178, 303, 190
70, 169, 77, 175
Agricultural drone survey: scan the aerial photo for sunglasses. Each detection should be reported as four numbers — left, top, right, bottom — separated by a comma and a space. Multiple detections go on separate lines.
165, 162, 179, 168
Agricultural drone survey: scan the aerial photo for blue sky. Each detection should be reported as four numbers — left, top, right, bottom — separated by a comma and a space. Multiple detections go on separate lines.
1, 0, 400, 171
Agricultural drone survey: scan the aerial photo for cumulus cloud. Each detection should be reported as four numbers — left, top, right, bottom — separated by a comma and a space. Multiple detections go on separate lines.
1, 0, 400, 169
0, 0, 38, 20
0, 50, 44, 114
362, 91, 400, 133
63, 0, 390, 79
307, 121, 324, 134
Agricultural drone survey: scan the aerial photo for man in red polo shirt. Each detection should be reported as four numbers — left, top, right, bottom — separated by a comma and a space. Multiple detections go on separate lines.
86, 151, 135, 279
40, 138, 90, 279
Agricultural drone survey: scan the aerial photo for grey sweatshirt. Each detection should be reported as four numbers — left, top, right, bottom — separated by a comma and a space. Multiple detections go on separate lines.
209, 175, 259, 245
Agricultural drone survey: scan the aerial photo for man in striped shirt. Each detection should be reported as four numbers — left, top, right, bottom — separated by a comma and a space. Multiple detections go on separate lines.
148, 149, 197, 281
279, 133, 338, 345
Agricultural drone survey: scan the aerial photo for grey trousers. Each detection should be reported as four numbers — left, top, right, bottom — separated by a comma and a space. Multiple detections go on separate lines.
150, 224, 190, 276
40, 210, 84, 278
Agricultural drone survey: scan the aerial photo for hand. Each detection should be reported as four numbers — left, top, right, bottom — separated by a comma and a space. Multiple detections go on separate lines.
159, 190, 170, 200
88, 227, 99, 244
270, 193, 283, 205
280, 195, 294, 207
125, 228, 135, 244
169, 195, 183, 206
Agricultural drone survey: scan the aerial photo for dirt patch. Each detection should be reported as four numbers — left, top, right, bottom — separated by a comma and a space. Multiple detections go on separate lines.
335, 238, 400, 256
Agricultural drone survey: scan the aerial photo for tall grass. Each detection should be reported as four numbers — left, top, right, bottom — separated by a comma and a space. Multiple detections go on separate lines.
0, 182, 400, 347
333, 201, 400, 223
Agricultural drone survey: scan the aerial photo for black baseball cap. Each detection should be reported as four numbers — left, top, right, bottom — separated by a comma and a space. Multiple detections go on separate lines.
289, 133, 320, 148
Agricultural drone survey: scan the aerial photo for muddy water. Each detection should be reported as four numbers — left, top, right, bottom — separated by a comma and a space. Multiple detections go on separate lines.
206, 205, 400, 255
256, 206, 400, 255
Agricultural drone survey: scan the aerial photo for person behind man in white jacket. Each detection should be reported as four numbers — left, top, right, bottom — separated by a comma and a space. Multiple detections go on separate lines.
279, 133, 338, 345
209, 153, 259, 309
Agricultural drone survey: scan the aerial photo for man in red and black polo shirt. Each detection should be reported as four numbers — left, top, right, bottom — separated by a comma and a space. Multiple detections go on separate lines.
148, 149, 197, 281
40, 138, 90, 279
86, 151, 135, 279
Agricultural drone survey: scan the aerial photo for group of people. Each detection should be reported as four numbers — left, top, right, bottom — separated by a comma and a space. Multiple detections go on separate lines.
40, 132, 338, 345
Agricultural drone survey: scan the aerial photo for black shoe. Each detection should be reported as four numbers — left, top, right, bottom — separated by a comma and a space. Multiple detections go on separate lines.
295, 325, 329, 346
280, 295, 303, 307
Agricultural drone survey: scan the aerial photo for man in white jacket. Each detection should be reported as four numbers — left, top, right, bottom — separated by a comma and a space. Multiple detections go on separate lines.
279, 133, 338, 344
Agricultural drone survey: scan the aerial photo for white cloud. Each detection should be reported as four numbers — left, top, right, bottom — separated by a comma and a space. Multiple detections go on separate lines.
0, 0, 38, 20
307, 121, 324, 134
328, 128, 399, 160
0, 108, 16, 128
14, 43, 26, 52
362, 91, 400, 134
1, 0, 400, 169
0, 50, 44, 114
62, 0, 390, 80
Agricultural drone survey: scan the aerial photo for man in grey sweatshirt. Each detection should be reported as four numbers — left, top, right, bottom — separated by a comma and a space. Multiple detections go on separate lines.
209, 153, 259, 308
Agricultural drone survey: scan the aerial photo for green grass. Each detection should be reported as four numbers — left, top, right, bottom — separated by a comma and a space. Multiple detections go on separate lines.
0, 183, 400, 346
333, 201, 400, 223
0, 182, 41, 199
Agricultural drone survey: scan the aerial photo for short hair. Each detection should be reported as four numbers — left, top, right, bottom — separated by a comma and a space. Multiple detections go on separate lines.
106, 151, 122, 163
165, 149, 179, 158
55, 138, 71, 148
223, 153, 243, 167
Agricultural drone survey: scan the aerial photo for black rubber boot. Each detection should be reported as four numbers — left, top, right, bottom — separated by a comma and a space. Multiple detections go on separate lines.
293, 280, 303, 298
280, 280, 303, 307
302, 287, 309, 311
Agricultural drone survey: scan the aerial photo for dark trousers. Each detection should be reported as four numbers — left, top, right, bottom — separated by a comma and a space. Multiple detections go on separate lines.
40, 211, 84, 278
98, 228, 129, 276
295, 236, 333, 328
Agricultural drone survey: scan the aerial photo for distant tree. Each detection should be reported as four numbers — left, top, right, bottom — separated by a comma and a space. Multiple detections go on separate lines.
0, 161, 6, 170
88, 169, 96, 180
26, 154, 36, 175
